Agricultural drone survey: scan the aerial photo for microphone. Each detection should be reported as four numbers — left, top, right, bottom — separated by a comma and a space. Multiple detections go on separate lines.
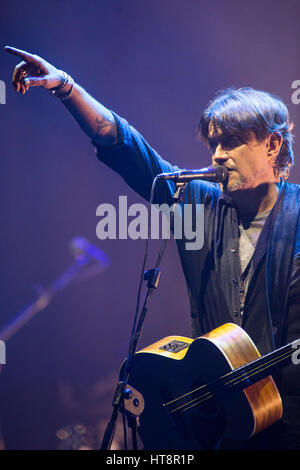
70, 236, 110, 270
156, 165, 228, 183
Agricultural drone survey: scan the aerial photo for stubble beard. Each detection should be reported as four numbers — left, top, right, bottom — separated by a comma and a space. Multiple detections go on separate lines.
222, 172, 247, 194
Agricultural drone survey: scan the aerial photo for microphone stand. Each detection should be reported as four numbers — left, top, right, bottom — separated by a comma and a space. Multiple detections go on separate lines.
100, 181, 187, 450
0, 240, 109, 342
0, 256, 89, 342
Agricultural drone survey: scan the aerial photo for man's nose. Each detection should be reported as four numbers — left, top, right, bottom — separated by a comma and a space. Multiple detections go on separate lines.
212, 144, 229, 165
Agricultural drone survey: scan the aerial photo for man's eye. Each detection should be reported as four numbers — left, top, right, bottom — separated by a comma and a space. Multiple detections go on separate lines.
221, 136, 244, 149
208, 136, 244, 152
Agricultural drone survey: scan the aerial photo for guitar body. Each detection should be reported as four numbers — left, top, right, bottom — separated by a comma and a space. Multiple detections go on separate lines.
124, 323, 282, 449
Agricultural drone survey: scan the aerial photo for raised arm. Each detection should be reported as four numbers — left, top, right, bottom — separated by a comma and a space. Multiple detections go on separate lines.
4, 46, 117, 145
4, 45, 187, 205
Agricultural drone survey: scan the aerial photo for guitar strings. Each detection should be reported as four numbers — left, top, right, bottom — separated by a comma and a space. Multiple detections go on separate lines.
168, 348, 293, 414
170, 349, 293, 414
176, 348, 292, 413
177, 349, 293, 414
165, 345, 291, 408
165, 347, 294, 415
169, 348, 293, 413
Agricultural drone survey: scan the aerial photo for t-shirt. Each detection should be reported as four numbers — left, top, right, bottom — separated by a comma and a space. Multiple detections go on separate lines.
239, 210, 271, 316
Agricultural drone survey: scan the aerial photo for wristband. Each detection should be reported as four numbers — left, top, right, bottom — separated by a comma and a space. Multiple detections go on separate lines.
49, 71, 74, 100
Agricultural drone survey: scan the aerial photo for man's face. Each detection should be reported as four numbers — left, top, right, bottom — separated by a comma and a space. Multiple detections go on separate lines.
208, 127, 278, 193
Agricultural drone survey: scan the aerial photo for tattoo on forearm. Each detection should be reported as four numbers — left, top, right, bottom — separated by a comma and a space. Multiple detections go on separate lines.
96, 115, 111, 135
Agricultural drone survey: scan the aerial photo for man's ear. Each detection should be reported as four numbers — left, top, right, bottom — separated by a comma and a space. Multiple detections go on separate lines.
267, 133, 283, 181
267, 132, 283, 162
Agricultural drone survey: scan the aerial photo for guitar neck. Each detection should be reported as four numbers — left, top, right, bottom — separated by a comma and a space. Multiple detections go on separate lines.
220, 341, 299, 394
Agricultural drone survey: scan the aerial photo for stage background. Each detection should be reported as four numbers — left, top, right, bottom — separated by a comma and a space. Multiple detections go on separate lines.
0, 0, 299, 449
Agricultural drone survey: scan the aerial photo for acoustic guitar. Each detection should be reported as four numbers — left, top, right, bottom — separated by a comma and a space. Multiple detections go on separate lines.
121, 322, 299, 449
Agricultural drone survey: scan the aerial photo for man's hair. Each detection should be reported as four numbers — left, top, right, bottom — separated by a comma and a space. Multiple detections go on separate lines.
198, 87, 294, 179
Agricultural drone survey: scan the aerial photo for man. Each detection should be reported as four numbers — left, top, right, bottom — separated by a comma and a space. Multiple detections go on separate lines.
5, 46, 300, 449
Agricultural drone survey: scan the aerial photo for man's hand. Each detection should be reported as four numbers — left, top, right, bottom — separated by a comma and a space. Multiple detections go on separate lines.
4, 46, 62, 94
4, 46, 117, 143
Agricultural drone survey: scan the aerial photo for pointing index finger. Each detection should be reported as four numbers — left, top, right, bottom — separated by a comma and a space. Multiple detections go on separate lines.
4, 46, 37, 63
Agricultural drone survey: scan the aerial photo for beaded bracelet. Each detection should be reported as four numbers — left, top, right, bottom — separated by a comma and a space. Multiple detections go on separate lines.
49, 71, 74, 100
60, 77, 74, 101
